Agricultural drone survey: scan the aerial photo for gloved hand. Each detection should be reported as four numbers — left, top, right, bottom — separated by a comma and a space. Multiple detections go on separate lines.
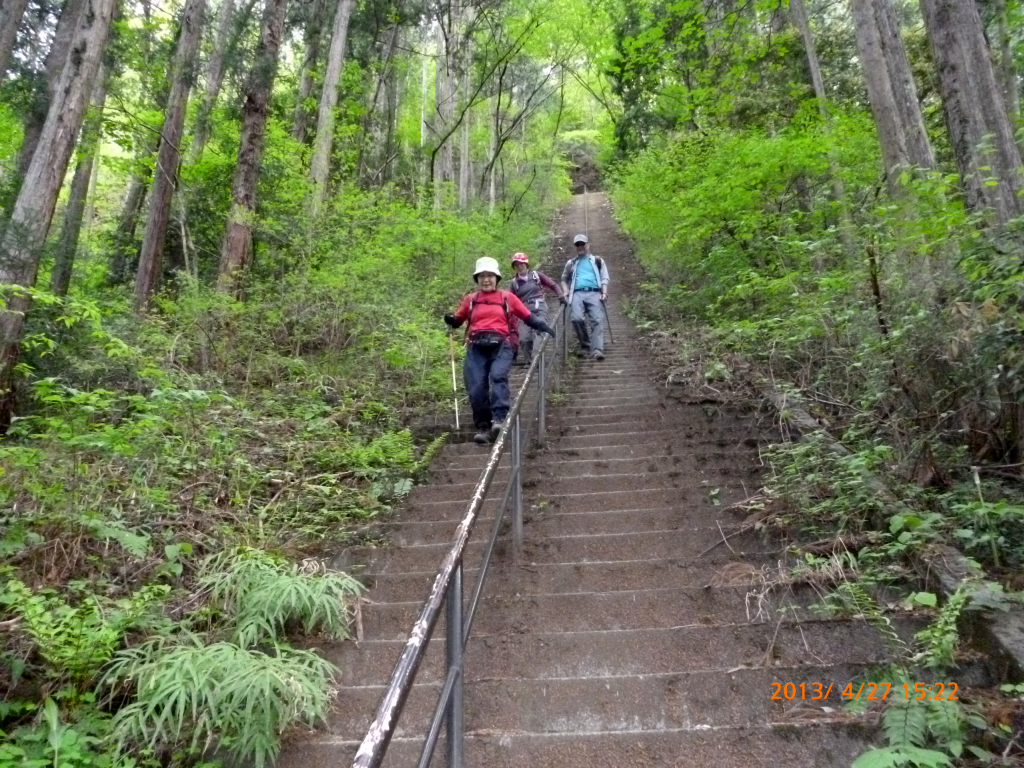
539, 322, 556, 338
558, 296, 568, 307
443, 313, 459, 328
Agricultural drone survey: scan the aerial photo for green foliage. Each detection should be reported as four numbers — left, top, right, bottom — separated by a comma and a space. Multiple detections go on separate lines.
105, 637, 334, 768
763, 431, 893, 535
199, 547, 362, 647
913, 583, 970, 671
0, 697, 136, 768
1, 580, 169, 687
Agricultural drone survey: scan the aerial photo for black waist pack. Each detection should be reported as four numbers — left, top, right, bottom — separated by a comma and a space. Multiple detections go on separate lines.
470, 332, 506, 351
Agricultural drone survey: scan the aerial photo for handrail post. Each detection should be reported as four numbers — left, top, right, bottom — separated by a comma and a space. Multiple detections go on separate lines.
562, 305, 568, 365
512, 413, 523, 561
446, 562, 464, 768
537, 347, 546, 448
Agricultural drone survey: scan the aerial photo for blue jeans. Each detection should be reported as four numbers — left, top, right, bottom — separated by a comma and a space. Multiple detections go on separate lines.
464, 339, 514, 428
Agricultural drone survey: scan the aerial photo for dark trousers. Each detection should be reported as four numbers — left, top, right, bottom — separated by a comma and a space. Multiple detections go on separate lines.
464, 339, 514, 428
516, 304, 547, 362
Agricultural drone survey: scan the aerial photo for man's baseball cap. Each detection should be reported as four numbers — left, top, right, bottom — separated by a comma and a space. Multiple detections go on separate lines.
573, 234, 588, 245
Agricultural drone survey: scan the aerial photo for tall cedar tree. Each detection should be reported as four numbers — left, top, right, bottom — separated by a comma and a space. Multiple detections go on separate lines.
919, 0, 1023, 225
0, 0, 31, 75
188, 0, 238, 164
0, 0, 116, 427
850, 0, 933, 191
50, 66, 109, 296
134, 0, 208, 311
309, 0, 355, 214
15, 0, 86, 180
217, 0, 290, 293
291, 0, 328, 142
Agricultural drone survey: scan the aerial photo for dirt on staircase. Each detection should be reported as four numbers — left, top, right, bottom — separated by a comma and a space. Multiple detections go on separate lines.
278, 193, 909, 767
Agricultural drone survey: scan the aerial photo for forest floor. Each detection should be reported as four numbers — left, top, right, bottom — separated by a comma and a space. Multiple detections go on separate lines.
272, 193, 1006, 766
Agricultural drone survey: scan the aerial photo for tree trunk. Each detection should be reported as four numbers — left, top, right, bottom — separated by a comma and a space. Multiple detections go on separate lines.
0, 0, 115, 427
291, 0, 327, 142
420, 50, 429, 191
993, 0, 1021, 128
308, 0, 355, 214
920, 0, 1023, 224
14, 0, 85, 181
488, 90, 499, 215
790, 0, 827, 106
790, 0, 854, 257
458, 105, 471, 208
0, 0, 30, 75
456, 29, 473, 210
134, 0, 207, 311
107, 176, 148, 284
359, 23, 399, 186
188, 0, 237, 164
217, 0, 289, 294
851, 0, 933, 190
433, 23, 455, 207
876, 0, 934, 168
50, 66, 108, 296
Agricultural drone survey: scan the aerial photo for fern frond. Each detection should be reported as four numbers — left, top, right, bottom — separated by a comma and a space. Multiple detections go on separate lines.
883, 699, 928, 749
925, 697, 964, 753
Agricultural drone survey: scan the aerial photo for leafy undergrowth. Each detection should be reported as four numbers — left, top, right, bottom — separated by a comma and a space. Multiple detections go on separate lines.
0, 188, 551, 766
0, 336, 439, 768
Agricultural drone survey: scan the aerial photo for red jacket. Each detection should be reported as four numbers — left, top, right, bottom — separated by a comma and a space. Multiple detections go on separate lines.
453, 290, 532, 342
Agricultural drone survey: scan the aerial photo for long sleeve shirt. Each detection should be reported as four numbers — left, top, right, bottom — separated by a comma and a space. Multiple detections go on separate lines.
561, 253, 610, 299
452, 289, 533, 338
509, 269, 563, 307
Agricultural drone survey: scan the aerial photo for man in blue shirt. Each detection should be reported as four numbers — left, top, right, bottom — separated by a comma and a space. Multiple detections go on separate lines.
560, 234, 610, 360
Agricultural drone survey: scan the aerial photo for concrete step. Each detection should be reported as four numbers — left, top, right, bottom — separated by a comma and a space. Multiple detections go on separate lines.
549, 430, 765, 451
523, 505, 752, 537
360, 552, 789, 601
358, 583, 821, 641
527, 455, 763, 481
373, 501, 751, 546
282, 723, 871, 768
282, 723, 869, 768
351, 527, 778, 576
327, 617, 920, 686
525, 471, 750, 497
548, 420, 762, 438
326, 663, 877, 738
526, 484, 753, 512
544, 442, 766, 463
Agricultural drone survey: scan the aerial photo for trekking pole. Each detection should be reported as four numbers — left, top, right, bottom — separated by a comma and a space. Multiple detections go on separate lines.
448, 333, 460, 430
583, 184, 589, 238
601, 299, 614, 346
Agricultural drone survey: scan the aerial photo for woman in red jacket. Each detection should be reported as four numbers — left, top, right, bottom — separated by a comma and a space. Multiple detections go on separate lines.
445, 257, 556, 444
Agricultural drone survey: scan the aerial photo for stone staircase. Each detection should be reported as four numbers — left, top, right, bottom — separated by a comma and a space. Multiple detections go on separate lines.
277, 195, 897, 767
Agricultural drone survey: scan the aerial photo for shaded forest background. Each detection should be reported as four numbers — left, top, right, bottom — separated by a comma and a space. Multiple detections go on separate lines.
1, 0, 1024, 764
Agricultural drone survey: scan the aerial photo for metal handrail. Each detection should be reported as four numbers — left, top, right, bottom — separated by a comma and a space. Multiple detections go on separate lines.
352, 306, 568, 768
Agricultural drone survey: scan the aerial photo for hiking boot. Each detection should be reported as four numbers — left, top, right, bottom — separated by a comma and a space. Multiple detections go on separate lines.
473, 428, 490, 445
592, 350, 605, 361
489, 418, 506, 441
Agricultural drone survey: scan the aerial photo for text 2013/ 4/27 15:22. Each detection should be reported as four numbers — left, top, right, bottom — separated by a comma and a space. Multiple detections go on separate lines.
770, 681, 959, 701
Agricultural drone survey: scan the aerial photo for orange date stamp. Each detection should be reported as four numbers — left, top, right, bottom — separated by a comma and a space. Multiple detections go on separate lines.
771, 681, 959, 701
